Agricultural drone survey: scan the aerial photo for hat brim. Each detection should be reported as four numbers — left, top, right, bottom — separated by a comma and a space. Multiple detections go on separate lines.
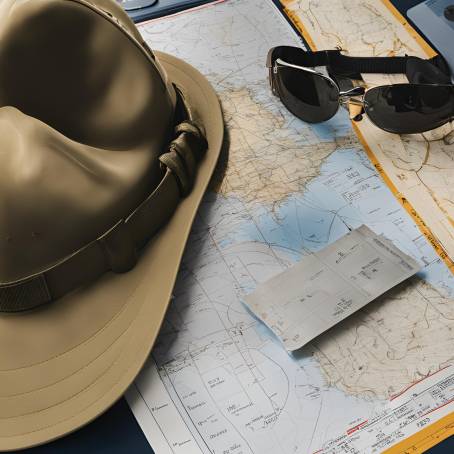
0, 51, 223, 451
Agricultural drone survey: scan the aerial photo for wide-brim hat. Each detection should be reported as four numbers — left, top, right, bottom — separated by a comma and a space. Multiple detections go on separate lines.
0, 0, 223, 450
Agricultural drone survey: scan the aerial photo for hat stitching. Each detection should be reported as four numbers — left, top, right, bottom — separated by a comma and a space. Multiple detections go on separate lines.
0, 315, 133, 414
0, 278, 141, 372
0, 306, 151, 437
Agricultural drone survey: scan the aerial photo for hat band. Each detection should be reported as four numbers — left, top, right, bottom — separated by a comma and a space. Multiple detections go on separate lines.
0, 90, 208, 312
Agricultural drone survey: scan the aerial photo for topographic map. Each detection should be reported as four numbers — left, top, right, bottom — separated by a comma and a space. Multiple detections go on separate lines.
125, 1, 454, 453
282, 0, 454, 265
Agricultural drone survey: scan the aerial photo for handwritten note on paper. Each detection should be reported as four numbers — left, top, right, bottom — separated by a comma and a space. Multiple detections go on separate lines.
243, 225, 421, 351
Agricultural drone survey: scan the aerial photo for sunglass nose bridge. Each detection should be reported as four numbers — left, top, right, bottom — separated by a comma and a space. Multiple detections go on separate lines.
339, 86, 365, 98
339, 86, 366, 121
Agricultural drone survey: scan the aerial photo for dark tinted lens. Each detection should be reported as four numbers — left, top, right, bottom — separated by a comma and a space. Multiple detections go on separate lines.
274, 65, 339, 123
364, 84, 454, 134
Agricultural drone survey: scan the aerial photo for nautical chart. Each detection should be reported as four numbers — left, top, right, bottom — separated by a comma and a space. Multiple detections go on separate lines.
281, 0, 454, 266
125, 1, 454, 452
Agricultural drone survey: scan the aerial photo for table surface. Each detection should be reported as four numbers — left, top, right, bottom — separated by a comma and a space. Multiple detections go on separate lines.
19, 1, 453, 453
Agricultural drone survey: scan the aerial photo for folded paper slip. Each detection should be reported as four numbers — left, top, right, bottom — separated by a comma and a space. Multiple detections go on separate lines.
244, 225, 421, 351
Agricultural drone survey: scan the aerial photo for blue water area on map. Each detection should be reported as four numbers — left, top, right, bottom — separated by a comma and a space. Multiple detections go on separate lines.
310, 108, 354, 141
216, 146, 454, 297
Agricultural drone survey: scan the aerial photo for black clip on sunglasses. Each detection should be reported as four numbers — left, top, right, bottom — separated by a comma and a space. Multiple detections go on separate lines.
267, 46, 454, 134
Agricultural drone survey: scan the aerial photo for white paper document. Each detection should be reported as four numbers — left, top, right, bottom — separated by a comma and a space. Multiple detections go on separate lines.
244, 226, 421, 351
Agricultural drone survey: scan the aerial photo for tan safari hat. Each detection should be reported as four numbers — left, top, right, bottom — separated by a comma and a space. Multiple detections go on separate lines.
0, 0, 223, 449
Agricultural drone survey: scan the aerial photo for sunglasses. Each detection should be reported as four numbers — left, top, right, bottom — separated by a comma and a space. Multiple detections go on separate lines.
267, 46, 454, 134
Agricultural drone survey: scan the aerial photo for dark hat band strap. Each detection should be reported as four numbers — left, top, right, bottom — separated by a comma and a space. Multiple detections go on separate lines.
0, 100, 208, 312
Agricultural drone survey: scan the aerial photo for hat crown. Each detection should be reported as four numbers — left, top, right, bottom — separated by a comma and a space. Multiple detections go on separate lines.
0, 0, 175, 283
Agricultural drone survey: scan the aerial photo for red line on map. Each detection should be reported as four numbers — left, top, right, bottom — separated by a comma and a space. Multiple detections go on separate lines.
347, 420, 369, 436
389, 365, 451, 402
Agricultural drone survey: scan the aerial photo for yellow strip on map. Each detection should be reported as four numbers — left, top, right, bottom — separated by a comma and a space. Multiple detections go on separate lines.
380, 0, 437, 58
383, 412, 454, 454
280, 0, 454, 275
281, 5, 317, 50
353, 123, 454, 274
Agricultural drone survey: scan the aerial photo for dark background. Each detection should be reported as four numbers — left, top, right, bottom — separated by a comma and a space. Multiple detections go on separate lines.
20, 0, 453, 453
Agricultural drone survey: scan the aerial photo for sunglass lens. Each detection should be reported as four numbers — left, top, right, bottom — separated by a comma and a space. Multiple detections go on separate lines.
274, 64, 339, 123
364, 84, 453, 134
